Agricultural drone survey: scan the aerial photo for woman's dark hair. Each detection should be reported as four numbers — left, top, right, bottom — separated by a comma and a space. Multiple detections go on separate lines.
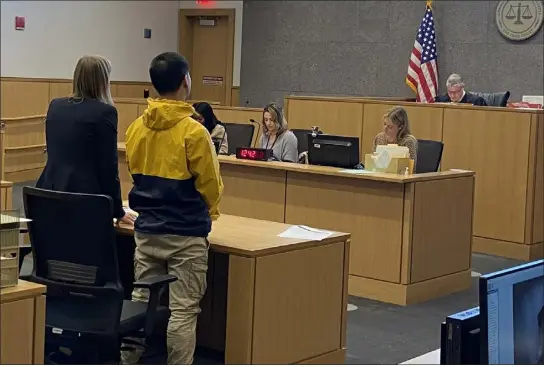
193, 102, 221, 134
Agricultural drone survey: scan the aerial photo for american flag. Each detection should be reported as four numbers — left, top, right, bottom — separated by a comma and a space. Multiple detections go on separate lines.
406, 1, 438, 103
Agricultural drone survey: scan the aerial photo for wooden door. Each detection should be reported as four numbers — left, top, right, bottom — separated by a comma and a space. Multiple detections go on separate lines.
190, 16, 229, 104
179, 9, 235, 106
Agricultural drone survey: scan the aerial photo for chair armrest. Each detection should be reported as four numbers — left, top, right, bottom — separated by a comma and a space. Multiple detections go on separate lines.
133, 274, 176, 338
133, 274, 176, 290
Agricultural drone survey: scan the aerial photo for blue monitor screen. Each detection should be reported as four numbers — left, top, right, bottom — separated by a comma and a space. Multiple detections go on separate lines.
480, 260, 544, 364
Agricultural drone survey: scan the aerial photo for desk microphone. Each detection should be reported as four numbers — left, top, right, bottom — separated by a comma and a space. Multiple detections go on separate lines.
249, 119, 262, 149
215, 122, 227, 155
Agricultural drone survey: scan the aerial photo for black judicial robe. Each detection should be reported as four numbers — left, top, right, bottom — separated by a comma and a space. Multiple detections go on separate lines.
434, 92, 487, 106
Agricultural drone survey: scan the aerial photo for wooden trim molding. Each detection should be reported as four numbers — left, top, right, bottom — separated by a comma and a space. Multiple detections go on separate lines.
1, 76, 151, 85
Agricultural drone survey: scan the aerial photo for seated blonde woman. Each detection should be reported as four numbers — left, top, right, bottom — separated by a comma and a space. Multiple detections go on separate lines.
259, 103, 298, 162
373, 106, 418, 168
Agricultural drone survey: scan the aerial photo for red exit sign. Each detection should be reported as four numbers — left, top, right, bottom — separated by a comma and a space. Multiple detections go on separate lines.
196, 0, 213, 4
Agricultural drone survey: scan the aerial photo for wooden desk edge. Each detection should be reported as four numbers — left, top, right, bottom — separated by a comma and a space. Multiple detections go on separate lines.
115, 225, 350, 258
285, 95, 544, 114
117, 143, 475, 183
216, 156, 475, 183
0, 280, 46, 303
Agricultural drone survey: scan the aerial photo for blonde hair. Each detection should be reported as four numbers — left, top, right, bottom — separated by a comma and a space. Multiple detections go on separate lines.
384, 106, 411, 140
262, 103, 288, 135
72, 55, 113, 105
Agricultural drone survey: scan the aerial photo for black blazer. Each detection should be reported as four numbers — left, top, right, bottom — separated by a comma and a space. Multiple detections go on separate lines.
434, 92, 487, 106
37, 97, 125, 218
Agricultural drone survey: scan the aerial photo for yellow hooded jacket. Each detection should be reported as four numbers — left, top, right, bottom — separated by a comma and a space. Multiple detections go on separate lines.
126, 99, 223, 237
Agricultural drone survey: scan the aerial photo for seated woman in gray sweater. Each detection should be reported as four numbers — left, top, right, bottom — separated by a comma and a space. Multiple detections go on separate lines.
259, 103, 298, 162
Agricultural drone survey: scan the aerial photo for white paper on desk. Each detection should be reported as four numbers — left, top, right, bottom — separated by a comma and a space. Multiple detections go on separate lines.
278, 225, 333, 241
522, 95, 544, 105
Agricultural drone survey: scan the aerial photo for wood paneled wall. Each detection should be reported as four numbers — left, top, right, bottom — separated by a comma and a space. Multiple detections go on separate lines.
1, 77, 241, 118
284, 96, 544, 261
0, 122, 4, 181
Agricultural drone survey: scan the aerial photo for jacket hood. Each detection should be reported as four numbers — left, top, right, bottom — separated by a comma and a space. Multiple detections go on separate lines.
142, 99, 195, 131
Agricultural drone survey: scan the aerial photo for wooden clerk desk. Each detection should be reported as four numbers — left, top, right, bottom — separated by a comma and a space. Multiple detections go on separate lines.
285, 96, 544, 261
118, 143, 475, 306
116, 213, 350, 364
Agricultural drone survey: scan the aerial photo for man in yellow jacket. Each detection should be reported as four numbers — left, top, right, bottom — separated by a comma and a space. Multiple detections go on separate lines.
124, 52, 223, 365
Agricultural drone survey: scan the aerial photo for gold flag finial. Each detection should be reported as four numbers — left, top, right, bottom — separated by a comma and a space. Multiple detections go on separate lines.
426, 0, 433, 8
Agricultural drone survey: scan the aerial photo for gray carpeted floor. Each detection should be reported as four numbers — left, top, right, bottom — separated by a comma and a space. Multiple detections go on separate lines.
13, 181, 523, 364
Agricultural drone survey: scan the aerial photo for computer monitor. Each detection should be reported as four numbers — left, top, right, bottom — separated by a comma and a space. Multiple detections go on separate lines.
307, 134, 359, 169
479, 260, 544, 364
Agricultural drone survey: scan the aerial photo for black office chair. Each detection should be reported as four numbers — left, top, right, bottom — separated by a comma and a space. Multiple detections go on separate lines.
223, 123, 255, 155
416, 139, 444, 173
470, 91, 511, 107
291, 129, 312, 154
23, 187, 175, 364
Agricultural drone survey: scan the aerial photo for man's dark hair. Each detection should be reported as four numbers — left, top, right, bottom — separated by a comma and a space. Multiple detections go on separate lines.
149, 52, 189, 95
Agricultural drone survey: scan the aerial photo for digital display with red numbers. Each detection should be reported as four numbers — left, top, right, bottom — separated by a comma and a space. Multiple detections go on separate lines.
236, 147, 272, 161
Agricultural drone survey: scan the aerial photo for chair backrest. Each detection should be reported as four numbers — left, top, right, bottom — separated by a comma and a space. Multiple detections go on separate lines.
416, 139, 444, 174
291, 129, 312, 154
24, 187, 122, 290
470, 91, 511, 107
223, 123, 255, 155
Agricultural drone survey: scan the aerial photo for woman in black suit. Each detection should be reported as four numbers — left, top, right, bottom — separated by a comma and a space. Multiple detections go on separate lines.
36, 55, 134, 225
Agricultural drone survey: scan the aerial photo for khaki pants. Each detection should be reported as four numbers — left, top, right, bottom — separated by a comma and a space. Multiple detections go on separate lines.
121, 232, 209, 365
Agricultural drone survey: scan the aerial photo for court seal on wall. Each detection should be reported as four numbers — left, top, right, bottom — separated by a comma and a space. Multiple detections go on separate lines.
495, 0, 544, 41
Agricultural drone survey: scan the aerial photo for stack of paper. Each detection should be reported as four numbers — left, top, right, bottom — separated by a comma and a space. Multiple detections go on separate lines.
278, 225, 333, 241
372, 144, 410, 169
0, 213, 31, 225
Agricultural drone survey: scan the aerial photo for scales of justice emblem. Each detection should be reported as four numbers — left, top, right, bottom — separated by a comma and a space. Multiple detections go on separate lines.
495, 0, 544, 41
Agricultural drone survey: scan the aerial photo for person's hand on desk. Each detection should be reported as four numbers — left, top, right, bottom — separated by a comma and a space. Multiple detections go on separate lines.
117, 212, 137, 226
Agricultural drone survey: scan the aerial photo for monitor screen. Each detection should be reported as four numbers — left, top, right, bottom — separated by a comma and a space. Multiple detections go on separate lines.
307, 134, 360, 169
479, 260, 544, 364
